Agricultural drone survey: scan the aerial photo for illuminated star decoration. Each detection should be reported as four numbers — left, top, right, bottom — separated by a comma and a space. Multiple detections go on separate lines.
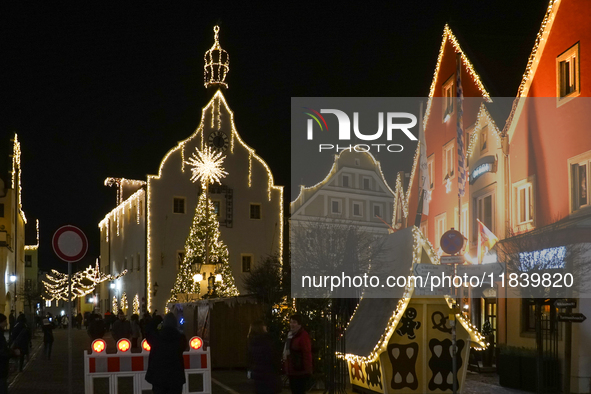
445, 178, 452, 193
185, 146, 228, 187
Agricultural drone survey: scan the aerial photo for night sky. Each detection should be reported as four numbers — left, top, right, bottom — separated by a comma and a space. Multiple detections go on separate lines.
0, 2, 547, 271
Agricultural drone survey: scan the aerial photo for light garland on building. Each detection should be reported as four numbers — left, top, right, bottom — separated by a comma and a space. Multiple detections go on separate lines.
24, 219, 40, 250
516, 0, 559, 98
112, 296, 118, 314
466, 104, 503, 157
291, 150, 396, 220
505, 0, 559, 140
339, 228, 449, 363
10, 134, 26, 225
423, 25, 492, 136
98, 188, 145, 237
43, 262, 128, 301
104, 178, 146, 205
147, 89, 284, 311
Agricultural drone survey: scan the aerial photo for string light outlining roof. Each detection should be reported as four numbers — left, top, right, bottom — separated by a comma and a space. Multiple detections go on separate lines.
204, 25, 230, 89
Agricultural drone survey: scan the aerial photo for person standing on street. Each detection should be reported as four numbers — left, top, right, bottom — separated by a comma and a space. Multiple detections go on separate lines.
145, 313, 186, 394
248, 320, 281, 394
283, 314, 312, 394
76, 313, 83, 330
42, 318, 54, 360
112, 310, 132, 342
88, 314, 106, 341
0, 314, 19, 394
130, 314, 141, 349
61, 315, 69, 329
8, 311, 15, 339
10, 314, 31, 372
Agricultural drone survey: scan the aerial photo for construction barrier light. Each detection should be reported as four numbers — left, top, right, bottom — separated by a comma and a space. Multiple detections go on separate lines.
142, 339, 151, 352
92, 339, 106, 354
189, 336, 203, 351
117, 338, 131, 353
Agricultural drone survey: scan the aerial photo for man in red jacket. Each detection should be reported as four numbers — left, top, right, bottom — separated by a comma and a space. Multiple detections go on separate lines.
283, 314, 312, 394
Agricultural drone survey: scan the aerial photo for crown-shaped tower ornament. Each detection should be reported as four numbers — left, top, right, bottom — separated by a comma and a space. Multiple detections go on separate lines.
204, 25, 229, 89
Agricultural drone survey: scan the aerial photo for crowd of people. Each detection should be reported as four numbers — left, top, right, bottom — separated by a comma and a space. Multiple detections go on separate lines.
247, 314, 313, 394
0, 307, 314, 394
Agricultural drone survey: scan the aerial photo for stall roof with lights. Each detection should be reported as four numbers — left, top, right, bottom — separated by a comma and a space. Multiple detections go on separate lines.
344, 226, 487, 362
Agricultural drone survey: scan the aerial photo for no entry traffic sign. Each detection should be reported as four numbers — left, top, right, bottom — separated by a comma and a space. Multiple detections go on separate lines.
52, 225, 88, 263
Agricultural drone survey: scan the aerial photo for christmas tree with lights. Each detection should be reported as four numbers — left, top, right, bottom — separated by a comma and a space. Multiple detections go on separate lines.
167, 147, 239, 306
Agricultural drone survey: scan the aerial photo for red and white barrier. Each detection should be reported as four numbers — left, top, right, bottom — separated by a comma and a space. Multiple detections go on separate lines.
84, 337, 211, 394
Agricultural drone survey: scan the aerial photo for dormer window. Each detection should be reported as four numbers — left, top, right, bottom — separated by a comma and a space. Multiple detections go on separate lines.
442, 75, 455, 121
557, 43, 580, 104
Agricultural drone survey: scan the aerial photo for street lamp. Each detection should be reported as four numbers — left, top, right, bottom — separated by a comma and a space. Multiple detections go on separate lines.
9, 273, 16, 312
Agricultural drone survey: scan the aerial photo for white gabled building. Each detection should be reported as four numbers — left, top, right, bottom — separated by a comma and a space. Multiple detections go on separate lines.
98, 26, 283, 315
291, 150, 395, 234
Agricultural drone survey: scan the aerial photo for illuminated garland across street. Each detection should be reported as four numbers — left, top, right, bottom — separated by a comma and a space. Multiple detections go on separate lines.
43, 262, 127, 301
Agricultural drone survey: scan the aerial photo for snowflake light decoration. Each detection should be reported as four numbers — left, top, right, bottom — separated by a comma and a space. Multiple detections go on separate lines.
445, 178, 452, 193
185, 146, 228, 187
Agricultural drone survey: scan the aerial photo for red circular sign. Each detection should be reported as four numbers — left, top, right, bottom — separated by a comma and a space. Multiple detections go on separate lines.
440, 229, 465, 255
52, 225, 88, 263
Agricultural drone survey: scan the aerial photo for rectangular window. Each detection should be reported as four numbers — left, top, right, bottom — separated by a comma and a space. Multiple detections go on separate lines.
363, 177, 371, 190
0, 204, 4, 218
557, 43, 580, 100
139, 200, 143, 217
137, 253, 141, 272
249, 204, 261, 219
352, 202, 362, 217
427, 154, 435, 190
241, 255, 252, 273
435, 213, 446, 250
522, 299, 560, 335
569, 152, 591, 212
25, 254, 32, 267
25, 279, 32, 290
373, 204, 381, 218
331, 199, 342, 214
342, 175, 350, 188
518, 184, 533, 224
212, 200, 221, 217
442, 75, 455, 121
443, 140, 455, 182
480, 126, 488, 153
173, 197, 185, 214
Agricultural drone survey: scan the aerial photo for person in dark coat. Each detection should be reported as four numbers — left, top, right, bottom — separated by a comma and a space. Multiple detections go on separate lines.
88, 314, 106, 340
139, 312, 152, 339
10, 314, 31, 372
145, 313, 186, 394
283, 314, 312, 394
248, 321, 281, 394
112, 310, 132, 342
42, 318, 54, 360
75, 313, 83, 329
8, 311, 15, 339
0, 313, 18, 394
